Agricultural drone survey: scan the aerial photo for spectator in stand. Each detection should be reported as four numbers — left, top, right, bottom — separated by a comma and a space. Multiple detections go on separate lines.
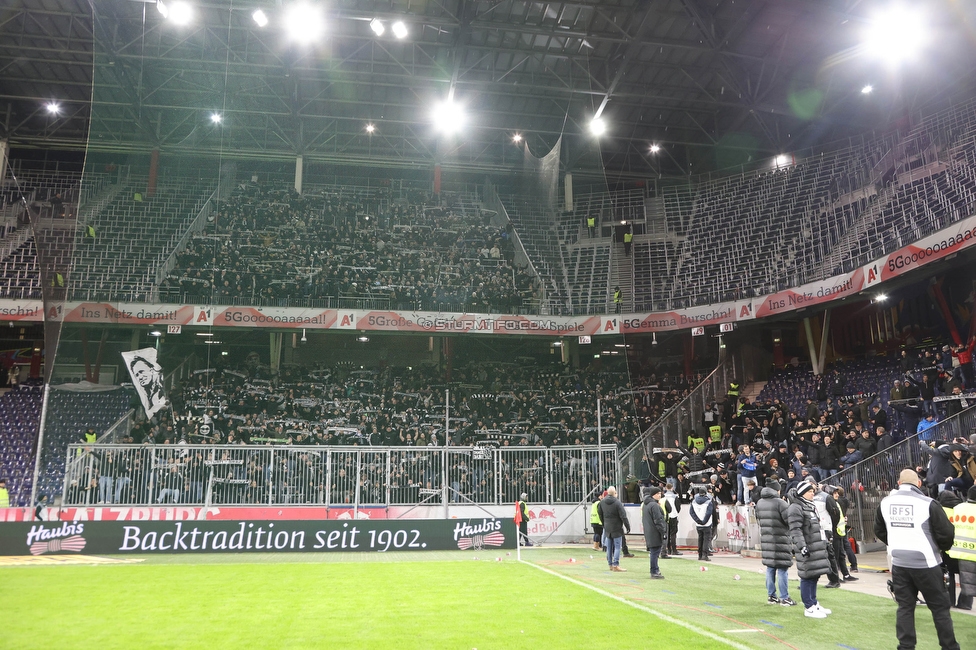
875, 426, 894, 454
871, 404, 888, 433
736, 444, 758, 505
944, 385, 969, 419
952, 338, 976, 388
945, 445, 975, 494
853, 427, 877, 459
917, 413, 938, 441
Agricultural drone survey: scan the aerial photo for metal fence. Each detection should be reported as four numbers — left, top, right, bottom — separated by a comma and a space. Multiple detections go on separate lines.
827, 404, 976, 544
61, 444, 618, 508
617, 359, 734, 478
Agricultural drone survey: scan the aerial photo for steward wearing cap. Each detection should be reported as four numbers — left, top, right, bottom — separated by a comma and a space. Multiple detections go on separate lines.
948, 485, 976, 610
875, 469, 959, 650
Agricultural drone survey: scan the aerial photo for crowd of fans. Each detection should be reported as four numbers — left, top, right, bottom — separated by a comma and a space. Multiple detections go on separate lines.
159, 181, 539, 312
629, 345, 976, 510
62, 357, 703, 506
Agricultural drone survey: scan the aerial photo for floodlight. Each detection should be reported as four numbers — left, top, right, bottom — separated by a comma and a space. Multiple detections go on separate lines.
861, 84, 874, 95
370, 18, 385, 36
589, 117, 606, 136
649, 144, 661, 153
156, 0, 169, 18
284, 3, 325, 45
168, 1, 193, 25
150, 330, 163, 337
365, 123, 376, 133
391, 21, 408, 39
45, 102, 61, 115
512, 133, 522, 143
863, 6, 928, 64
432, 99, 465, 134
210, 112, 222, 124
875, 293, 888, 302
252, 9, 269, 27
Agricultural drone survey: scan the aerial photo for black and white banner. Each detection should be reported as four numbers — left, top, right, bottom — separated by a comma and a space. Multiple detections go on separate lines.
0, 518, 516, 555
121, 347, 168, 419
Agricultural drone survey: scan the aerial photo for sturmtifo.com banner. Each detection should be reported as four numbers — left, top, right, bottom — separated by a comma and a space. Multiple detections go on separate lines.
0, 519, 515, 556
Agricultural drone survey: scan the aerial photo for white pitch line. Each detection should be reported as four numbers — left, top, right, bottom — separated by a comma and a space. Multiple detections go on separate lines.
521, 560, 754, 650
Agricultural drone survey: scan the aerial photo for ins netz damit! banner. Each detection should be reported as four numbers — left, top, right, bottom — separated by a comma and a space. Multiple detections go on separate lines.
0, 519, 515, 556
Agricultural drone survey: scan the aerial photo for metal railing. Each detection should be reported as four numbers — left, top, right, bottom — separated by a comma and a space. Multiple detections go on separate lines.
617, 359, 734, 479
61, 443, 618, 508
827, 404, 976, 544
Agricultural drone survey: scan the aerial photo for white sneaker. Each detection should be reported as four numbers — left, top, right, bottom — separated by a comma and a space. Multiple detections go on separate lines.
804, 606, 827, 619
815, 604, 832, 615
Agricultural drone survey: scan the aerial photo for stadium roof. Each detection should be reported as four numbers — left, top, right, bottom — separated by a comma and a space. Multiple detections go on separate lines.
1, 0, 975, 178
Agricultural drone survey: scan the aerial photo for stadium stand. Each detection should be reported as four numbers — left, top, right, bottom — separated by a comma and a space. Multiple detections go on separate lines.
0, 381, 43, 506
158, 181, 539, 312
34, 387, 134, 504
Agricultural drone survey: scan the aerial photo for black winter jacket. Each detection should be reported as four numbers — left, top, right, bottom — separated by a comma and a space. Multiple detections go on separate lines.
642, 496, 667, 549
755, 487, 793, 569
787, 489, 830, 579
598, 495, 631, 537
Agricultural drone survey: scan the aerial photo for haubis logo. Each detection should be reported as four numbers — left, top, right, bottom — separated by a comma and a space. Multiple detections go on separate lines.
26, 522, 87, 555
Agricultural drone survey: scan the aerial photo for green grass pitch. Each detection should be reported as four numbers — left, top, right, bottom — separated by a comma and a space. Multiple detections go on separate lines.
2, 548, 973, 649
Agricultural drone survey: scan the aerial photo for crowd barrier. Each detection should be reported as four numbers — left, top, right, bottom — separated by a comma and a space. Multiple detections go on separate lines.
60, 444, 619, 509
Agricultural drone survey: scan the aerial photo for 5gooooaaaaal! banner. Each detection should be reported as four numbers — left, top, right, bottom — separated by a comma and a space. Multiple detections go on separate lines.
0, 518, 516, 555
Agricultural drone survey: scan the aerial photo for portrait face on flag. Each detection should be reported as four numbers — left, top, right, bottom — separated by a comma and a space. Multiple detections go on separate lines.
121, 348, 168, 419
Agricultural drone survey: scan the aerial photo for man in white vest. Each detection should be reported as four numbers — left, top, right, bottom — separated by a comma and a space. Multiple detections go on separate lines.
874, 468, 959, 650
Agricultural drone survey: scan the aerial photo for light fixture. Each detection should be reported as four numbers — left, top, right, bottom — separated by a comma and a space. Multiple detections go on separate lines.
156, 0, 169, 18
301, 328, 307, 342
391, 21, 408, 39
649, 144, 661, 153
652, 332, 658, 346
861, 84, 874, 95
357, 335, 370, 343
168, 1, 193, 25
370, 18, 385, 36
512, 133, 522, 143
589, 117, 607, 136
862, 5, 928, 65
875, 293, 888, 302
773, 154, 792, 169
365, 123, 375, 133
45, 102, 61, 115
432, 99, 466, 134
284, 3, 325, 45
149, 330, 163, 337
210, 112, 222, 124
195, 332, 214, 337
552, 341, 562, 347
252, 9, 269, 27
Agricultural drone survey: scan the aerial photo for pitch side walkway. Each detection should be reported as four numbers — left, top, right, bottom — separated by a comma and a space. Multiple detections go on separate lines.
669, 547, 975, 617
